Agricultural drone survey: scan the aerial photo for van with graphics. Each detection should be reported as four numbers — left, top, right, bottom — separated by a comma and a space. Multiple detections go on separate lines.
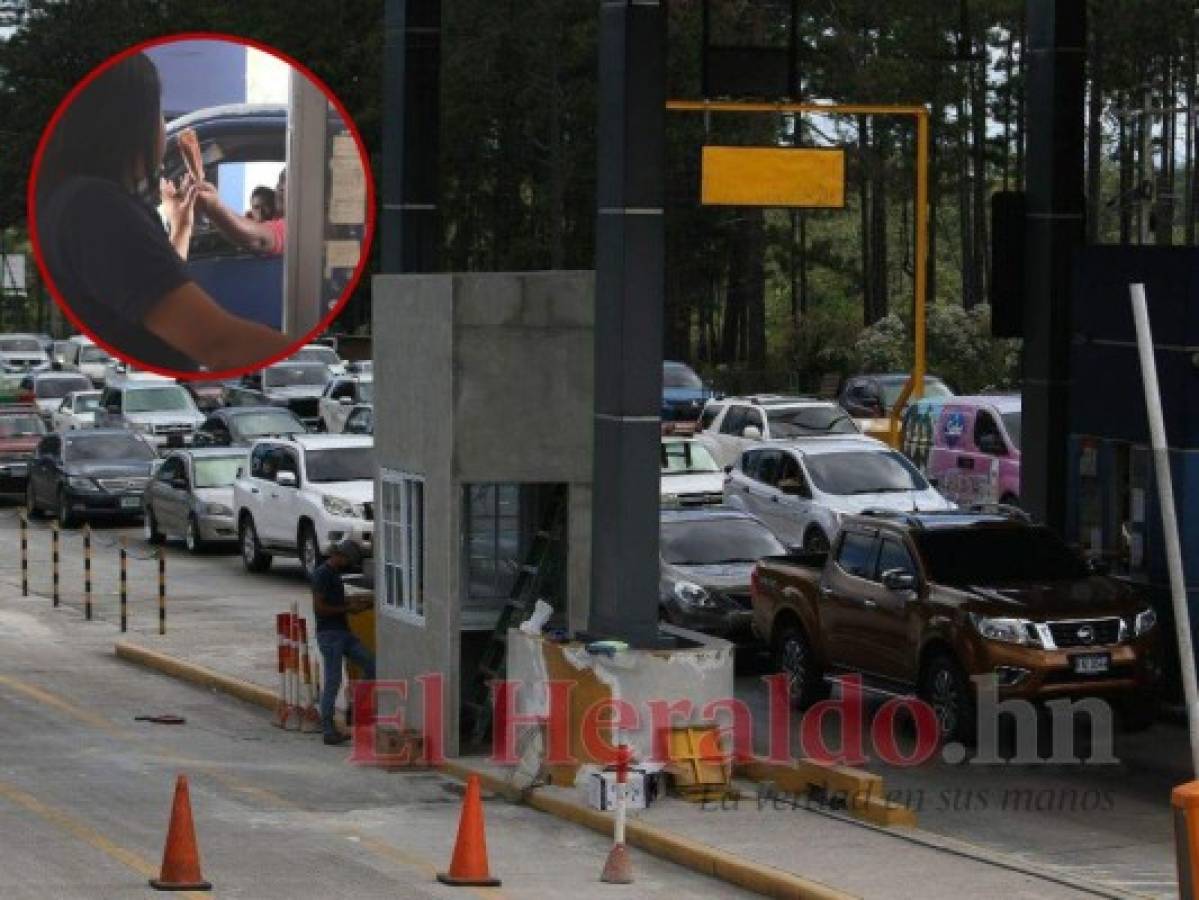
901, 395, 1021, 508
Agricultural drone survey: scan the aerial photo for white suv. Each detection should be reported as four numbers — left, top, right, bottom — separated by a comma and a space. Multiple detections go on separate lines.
724, 436, 953, 551
234, 434, 375, 579
698, 395, 861, 468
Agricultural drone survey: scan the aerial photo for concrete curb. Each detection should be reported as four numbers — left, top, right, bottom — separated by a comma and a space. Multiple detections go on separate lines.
440, 759, 854, 900
113, 642, 855, 900
114, 642, 278, 712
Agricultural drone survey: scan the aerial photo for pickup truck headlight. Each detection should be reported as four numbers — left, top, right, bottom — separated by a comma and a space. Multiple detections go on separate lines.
322, 495, 362, 518
1135, 607, 1158, 637
970, 614, 1037, 646
67, 476, 98, 492
673, 581, 717, 609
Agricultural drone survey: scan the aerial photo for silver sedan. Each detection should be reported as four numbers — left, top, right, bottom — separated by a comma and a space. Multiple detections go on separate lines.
143, 448, 245, 552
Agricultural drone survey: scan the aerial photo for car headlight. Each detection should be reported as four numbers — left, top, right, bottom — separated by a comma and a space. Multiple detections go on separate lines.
130, 421, 154, 434
203, 502, 233, 516
970, 614, 1036, 646
322, 495, 360, 518
1135, 607, 1158, 637
67, 476, 98, 492
673, 581, 716, 609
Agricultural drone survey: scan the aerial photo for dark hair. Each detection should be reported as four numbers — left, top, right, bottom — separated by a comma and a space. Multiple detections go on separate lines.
251, 186, 276, 203
37, 53, 163, 202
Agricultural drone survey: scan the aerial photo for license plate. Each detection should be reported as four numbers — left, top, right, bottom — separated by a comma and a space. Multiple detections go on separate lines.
1071, 653, 1111, 675
120, 496, 142, 510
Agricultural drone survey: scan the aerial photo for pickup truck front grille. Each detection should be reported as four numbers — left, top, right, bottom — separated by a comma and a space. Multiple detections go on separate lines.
1046, 617, 1123, 648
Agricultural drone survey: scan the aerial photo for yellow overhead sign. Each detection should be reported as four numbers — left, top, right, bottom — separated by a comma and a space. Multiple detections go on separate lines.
700, 146, 846, 208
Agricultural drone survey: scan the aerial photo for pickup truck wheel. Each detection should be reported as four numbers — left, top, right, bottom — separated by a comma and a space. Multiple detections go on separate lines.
802, 528, 830, 553
57, 489, 77, 529
185, 515, 205, 554
920, 654, 976, 745
24, 481, 41, 518
774, 624, 827, 709
239, 516, 272, 573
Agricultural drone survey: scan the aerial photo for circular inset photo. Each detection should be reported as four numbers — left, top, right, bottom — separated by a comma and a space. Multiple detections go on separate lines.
28, 34, 375, 378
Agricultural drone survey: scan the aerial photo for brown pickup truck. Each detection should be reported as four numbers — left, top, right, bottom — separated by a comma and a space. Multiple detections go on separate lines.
750, 509, 1161, 742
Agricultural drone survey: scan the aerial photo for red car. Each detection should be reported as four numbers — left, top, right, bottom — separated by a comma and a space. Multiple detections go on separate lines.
0, 405, 47, 496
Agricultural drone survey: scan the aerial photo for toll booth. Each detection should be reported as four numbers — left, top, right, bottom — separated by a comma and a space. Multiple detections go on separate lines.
1068, 246, 1199, 691
370, 271, 596, 757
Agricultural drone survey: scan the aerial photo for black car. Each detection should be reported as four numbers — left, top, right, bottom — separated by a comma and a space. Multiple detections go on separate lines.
838, 373, 954, 419
659, 507, 785, 642
225, 362, 331, 428
26, 429, 159, 527
192, 406, 308, 448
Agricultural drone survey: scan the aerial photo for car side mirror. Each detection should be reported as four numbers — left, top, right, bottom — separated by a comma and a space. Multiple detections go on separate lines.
742, 425, 762, 440
276, 470, 298, 488
881, 568, 918, 592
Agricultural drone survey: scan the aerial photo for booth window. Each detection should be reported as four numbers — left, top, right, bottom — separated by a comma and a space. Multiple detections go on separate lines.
465, 484, 522, 611
380, 469, 425, 623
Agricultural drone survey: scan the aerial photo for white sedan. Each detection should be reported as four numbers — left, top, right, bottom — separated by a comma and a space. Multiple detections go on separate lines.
51, 390, 102, 431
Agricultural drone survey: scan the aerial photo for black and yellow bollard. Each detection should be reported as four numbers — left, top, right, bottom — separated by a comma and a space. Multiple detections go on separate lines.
51, 521, 59, 608
1175, 782, 1199, 898
83, 524, 92, 621
119, 540, 128, 633
157, 549, 165, 635
19, 509, 27, 597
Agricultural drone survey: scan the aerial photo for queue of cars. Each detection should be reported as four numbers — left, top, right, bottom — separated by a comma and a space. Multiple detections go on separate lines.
0, 333, 377, 580
655, 373, 1155, 740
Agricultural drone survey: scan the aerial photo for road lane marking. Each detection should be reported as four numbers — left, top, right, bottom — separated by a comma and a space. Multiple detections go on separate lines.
0, 778, 208, 900
0, 672, 507, 897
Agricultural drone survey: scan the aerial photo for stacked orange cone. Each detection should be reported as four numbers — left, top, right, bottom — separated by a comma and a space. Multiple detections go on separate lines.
437, 775, 501, 887
149, 774, 212, 891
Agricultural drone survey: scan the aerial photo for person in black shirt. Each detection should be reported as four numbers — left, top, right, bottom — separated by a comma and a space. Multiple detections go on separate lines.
312, 539, 375, 745
34, 52, 291, 373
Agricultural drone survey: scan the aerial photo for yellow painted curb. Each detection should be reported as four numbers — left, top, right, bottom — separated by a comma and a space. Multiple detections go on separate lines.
114, 642, 277, 712
440, 760, 854, 900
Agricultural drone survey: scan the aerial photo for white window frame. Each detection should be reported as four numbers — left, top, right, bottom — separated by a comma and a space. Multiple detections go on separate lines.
378, 468, 426, 625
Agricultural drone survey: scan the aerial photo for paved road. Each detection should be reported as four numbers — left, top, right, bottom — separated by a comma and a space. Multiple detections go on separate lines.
0, 601, 760, 899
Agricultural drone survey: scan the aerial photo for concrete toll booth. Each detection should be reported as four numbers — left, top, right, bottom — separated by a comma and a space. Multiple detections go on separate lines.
371, 271, 596, 756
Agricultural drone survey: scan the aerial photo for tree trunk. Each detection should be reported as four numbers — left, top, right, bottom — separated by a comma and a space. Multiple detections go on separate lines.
1086, 25, 1102, 243
1157, 62, 1175, 246
745, 209, 767, 369
1015, 9, 1026, 189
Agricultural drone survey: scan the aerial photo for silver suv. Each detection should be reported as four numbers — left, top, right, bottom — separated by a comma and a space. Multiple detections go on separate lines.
95, 378, 206, 450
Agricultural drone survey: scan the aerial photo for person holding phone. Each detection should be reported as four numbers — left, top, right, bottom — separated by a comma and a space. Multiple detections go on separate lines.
34, 52, 292, 373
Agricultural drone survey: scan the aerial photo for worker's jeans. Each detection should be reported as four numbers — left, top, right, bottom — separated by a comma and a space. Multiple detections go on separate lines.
317, 629, 376, 736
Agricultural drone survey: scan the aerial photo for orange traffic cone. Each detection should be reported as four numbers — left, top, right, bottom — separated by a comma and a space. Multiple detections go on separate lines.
149, 775, 212, 891
437, 775, 501, 887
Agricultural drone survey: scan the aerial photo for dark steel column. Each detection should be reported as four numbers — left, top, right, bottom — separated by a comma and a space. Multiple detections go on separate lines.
1022, 0, 1086, 530
588, 0, 666, 646
382, 0, 440, 272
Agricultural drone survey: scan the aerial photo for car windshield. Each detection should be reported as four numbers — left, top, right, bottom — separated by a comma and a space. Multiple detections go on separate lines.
231, 411, 304, 439
65, 434, 156, 462
305, 446, 375, 482
1002, 412, 1021, 450
80, 347, 111, 363
74, 394, 101, 413
767, 405, 858, 437
193, 456, 244, 489
295, 347, 341, 366
0, 338, 42, 352
37, 376, 91, 399
663, 363, 703, 390
124, 386, 193, 413
661, 518, 785, 565
880, 378, 953, 409
915, 525, 1089, 585
661, 441, 719, 474
804, 450, 928, 494
264, 364, 330, 388
0, 415, 45, 437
